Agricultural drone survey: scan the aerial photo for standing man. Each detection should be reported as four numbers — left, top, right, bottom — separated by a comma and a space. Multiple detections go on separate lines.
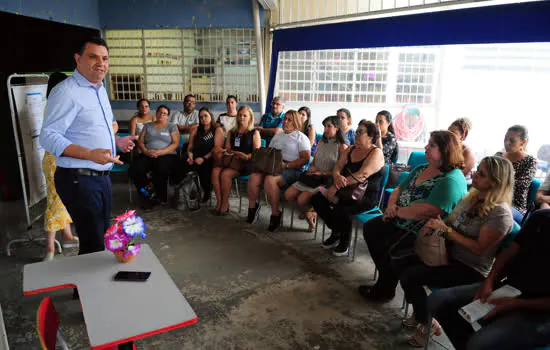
40, 37, 136, 256
170, 94, 199, 151
256, 96, 285, 145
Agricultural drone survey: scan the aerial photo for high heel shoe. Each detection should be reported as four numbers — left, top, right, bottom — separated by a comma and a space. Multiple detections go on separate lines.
401, 313, 417, 330
407, 319, 442, 348
62, 236, 79, 249
43, 252, 55, 262
305, 212, 317, 232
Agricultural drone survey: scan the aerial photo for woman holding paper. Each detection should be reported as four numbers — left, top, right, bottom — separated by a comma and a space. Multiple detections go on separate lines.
398, 156, 515, 347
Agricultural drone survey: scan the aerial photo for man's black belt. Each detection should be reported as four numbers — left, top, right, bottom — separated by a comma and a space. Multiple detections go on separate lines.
58, 167, 110, 177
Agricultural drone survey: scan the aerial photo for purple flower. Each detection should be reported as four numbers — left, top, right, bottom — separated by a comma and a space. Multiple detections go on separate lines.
105, 232, 130, 252
124, 243, 141, 258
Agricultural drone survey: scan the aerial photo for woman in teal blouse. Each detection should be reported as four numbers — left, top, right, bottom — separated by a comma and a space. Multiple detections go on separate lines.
359, 130, 468, 301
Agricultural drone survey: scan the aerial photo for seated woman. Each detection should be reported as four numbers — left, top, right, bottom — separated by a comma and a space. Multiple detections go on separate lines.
311, 120, 385, 256
130, 105, 180, 206
285, 116, 347, 232
216, 95, 238, 135
430, 209, 550, 350
184, 107, 220, 202
496, 125, 537, 223
375, 110, 398, 163
448, 118, 476, 179
399, 156, 514, 347
129, 98, 155, 136
337, 108, 355, 145
298, 106, 316, 147
360, 130, 468, 301
246, 110, 311, 232
211, 105, 261, 216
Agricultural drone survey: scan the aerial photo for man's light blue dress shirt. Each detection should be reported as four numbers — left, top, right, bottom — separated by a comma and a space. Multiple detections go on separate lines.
40, 70, 115, 171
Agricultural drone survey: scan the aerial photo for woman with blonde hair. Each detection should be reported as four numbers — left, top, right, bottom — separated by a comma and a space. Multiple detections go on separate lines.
448, 118, 476, 178
247, 110, 311, 231
211, 105, 261, 215
398, 155, 515, 347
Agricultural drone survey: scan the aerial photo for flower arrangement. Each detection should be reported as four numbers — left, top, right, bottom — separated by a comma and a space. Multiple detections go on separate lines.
104, 210, 147, 262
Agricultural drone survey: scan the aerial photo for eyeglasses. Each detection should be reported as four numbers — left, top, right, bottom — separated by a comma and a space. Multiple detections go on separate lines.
355, 129, 367, 135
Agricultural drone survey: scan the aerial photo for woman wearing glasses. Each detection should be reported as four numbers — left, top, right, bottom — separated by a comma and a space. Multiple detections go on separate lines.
311, 120, 386, 256
130, 105, 181, 207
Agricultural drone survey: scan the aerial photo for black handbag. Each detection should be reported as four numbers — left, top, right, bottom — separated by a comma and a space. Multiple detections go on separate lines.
387, 163, 411, 189
335, 169, 368, 201
297, 173, 333, 188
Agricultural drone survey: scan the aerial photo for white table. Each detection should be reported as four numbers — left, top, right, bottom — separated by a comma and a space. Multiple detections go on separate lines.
23, 244, 197, 349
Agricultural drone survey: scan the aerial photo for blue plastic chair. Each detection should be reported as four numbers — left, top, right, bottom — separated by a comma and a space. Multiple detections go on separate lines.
349, 164, 390, 261
233, 140, 267, 214
385, 171, 410, 195
408, 151, 427, 169
521, 178, 542, 226
528, 178, 542, 204
234, 174, 251, 214
112, 132, 133, 201
176, 134, 185, 155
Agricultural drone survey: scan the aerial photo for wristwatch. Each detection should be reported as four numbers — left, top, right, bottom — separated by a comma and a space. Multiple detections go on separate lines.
443, 225, 453, 239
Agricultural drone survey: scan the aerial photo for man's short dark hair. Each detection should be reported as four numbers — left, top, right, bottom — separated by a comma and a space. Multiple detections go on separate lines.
77, 37, 109, 55
184, 94, 196, 102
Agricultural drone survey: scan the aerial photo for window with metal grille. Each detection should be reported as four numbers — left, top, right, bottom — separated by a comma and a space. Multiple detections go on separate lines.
396, 51, 436, 104
105, 28, 259, 103
276, 47, 436, 105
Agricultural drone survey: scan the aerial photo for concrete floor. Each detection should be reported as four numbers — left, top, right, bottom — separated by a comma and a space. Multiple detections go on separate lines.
0, 176, 451, 349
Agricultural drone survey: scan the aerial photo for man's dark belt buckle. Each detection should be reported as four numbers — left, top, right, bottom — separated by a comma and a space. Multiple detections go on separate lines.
75, 168, 110, 177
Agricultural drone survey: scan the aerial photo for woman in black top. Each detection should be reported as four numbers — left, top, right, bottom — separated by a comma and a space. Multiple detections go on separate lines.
211, 105, 261, 216
183, 107, 220, 202
311, 120, 386, 256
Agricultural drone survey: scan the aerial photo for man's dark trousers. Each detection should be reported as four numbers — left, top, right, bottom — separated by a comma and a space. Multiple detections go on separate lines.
55, 167, 112, 255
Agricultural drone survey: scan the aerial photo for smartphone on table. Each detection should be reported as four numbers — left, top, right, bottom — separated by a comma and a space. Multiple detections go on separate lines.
113, 271, 151, 282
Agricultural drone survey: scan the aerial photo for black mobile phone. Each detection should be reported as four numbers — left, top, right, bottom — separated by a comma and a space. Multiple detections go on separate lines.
113, 271, 151, 282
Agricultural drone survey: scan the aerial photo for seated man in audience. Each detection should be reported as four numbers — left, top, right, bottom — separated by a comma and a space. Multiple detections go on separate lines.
170, 94, 199, 152
430, 209, 550, 350
256, 96, 285, 144
535, 172, 550, 209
